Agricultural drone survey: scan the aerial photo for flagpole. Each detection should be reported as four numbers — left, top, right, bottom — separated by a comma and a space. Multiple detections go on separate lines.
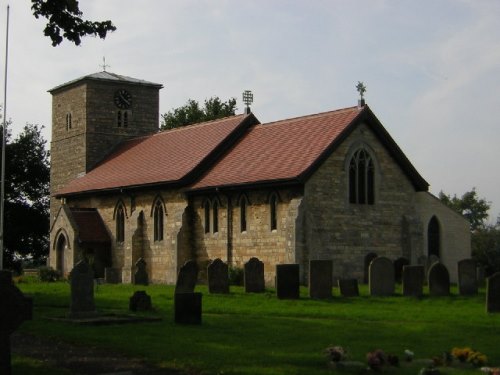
0, 5, 10, 270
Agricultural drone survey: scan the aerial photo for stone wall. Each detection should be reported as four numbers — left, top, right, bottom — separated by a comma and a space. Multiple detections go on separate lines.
414, 192, 471, 282
303, 123, 420, 281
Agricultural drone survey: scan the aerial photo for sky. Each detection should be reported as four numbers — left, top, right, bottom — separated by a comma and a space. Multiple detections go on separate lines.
0, 0, 499, 221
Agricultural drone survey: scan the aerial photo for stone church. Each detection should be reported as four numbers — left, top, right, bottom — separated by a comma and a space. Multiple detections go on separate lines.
48, 71, 470, 284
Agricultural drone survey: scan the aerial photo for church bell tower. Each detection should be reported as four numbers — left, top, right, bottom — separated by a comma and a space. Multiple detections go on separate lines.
49, 71, 163, 223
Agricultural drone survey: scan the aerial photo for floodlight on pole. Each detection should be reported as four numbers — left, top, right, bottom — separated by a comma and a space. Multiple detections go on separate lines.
242, 90, 253, 115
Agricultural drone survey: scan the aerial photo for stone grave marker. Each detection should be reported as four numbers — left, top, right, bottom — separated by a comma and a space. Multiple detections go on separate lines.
207, 258, 229, 294
129, 290, 152, 311
276, 264, 300, 299
174, 292, 202, 324
486, 272, 500, 313
175, 260, 198, 294
0, 271, 33, 375
402, 265, 424, 297
458, 258, 478, 295
428, 262, 450, 296
369, 257, 395, 296
244, 257, 265, 293
69, 260, 96, 318
134, 258, 149, 286
363, 252, 378, 283
425, 255, 440, 279
338, 279, 359, 297
104, 267, 122, 284
309, 260, 333, 299
393, 257, 410, 284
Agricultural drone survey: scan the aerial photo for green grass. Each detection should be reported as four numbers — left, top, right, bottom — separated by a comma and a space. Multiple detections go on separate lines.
15, 281, 500, 374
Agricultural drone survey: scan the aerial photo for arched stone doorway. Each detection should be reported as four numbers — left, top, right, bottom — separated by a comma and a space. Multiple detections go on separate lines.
428, 216, 440, 258
56, 234, 66, 275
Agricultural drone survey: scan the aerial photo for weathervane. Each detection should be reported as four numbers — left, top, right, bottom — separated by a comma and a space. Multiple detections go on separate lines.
101, 56, 110, 72
242, 90, 253, 115
356, 81, 366, 107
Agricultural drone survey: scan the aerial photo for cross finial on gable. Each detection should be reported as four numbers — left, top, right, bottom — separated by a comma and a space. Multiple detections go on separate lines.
356, 81, 366, 107
100, 57, 110, 72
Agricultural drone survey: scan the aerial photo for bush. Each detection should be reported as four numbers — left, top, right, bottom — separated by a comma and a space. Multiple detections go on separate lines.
229, 266, 244, 286
38, 266, 61, 282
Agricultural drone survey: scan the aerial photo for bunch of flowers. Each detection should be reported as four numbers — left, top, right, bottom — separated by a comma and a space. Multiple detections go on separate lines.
366, 349, 387, 372
324, 345, 347, 363
480, 367, 500, 375
451, 347, 487, 367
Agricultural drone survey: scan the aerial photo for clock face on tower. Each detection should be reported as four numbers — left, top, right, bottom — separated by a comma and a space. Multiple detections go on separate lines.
114, 89, 132, 109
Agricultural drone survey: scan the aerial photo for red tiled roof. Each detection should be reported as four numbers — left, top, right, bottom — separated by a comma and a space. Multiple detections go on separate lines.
70, 208, 110, 244
190, 106, 363, 190
56, 115, 251, 196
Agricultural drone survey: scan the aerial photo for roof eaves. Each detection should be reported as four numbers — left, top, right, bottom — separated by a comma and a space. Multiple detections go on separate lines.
186, 177, 302, 194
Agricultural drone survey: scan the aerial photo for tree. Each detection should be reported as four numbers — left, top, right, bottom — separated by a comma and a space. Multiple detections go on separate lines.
31, 0, 116, 46
1, 124, 50, 271
439, 188, 500, 275
438, 188, 490, 231
161, 97, 237, 130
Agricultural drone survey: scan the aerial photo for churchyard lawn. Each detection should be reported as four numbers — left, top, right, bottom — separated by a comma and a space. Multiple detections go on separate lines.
13, 280, 500, 375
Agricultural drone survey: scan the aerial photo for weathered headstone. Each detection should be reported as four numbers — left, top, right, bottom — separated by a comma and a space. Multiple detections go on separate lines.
369, 257, 395, 296
363, 252, 378, 284
129, 290, 152, 311
104, 267, 122, 284
426, 255, 440, 279
207, 258, 229, 294
69, 260, 96, 318
428, 262, 450, 296
458, 258, 478, 295
276, 264, 300, 299
309, 260, 333, 299
402, 265, 424, 297
338, 279, 359, 297
393, 257, 410, 283
0, 271, 33, 375
134, 258, 149, 286
175, 260, 198, 294
174, 292, 202, 324
486, 272, 500, 313
244, 257, 265, 293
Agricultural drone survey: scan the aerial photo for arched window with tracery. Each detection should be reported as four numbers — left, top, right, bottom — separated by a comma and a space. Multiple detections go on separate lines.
153, 199, 164, 241
349, 148, 375, 204
116, 204, 125, 243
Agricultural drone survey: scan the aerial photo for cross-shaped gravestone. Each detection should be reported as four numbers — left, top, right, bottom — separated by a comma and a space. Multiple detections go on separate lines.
0, 270, 33, 375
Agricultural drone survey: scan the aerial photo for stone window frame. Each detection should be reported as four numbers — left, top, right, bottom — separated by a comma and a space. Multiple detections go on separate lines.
237, 193, 250, 233
427, 215, 441, 258
66, 112, 72, 130
345, 141, 380, 206
267, 191, 280, 232
117, 110, 132, 128
151, 196, 166, 242
113, 200, 127, 244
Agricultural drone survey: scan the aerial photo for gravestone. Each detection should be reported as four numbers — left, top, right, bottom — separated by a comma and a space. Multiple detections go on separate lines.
0, 271, 33, 375
338, 279, 359, 297
104, 267, 122, 284
426, 255, 440, 279
174, 292, 202, 324
402, 265, 424, 297
428, 262, 450, 296
244, 257, 265, 293
369, 257, 395, 296
486, 272, 500, 313
276, 264, 300, 299
69, 260, 96, 318
207, 258, 229, 294
129, 290, 152, 311
134, 258, 149, 286
393, 257, 410, 283
175, 260, 198, 294
363, 252, 378, 284
309, 260, 333, 299
458, 259, 478, 295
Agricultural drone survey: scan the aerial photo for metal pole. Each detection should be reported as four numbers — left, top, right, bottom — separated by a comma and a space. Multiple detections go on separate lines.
0, 5, 10, 270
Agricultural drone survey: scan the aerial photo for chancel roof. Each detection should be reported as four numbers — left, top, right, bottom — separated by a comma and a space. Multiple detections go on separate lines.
55, 105, 429, 197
